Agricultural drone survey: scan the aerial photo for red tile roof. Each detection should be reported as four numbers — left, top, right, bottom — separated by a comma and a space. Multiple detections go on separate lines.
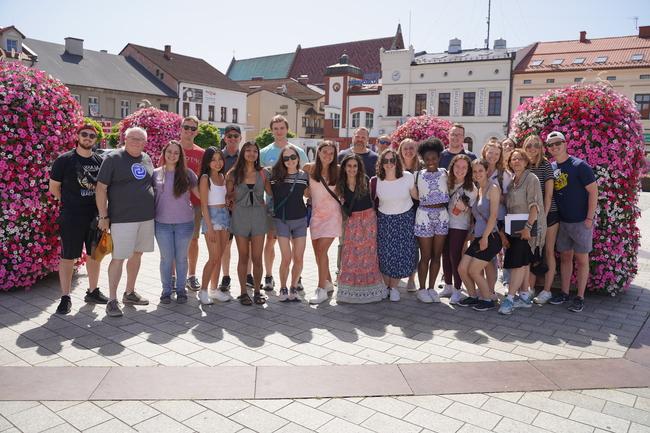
515, 35, 650, 73
120, 43, 245, 93
237, 78, 323, 101
288, 26, 404, 86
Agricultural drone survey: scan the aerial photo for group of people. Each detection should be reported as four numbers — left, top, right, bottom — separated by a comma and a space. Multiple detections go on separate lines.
50, 115, 597, 318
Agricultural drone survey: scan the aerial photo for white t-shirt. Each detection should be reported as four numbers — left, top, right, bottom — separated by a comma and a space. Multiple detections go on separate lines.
377, 171, 415, 215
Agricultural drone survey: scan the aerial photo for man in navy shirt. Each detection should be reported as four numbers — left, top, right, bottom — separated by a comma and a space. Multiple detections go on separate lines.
439, 123, 477, 170
337, 127, 378, 177
546, 131, 598, 313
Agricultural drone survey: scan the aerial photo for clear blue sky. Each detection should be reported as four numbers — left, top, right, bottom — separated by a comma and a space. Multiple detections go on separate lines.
2, 0, 649, 73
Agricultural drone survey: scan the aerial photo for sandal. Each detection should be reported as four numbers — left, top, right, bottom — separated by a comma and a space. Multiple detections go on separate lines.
238, 293, 252, 306
253, 292, 266, 305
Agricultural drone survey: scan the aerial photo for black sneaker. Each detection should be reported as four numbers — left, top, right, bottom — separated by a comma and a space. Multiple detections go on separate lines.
218, 275, 231, 292
472, 299, 496, 312
246, 274, 254, 288
549, 292, 570, 305
457, 296, 479, 307
56, 295, 71, 315
295, 277, 304, 292
568, 297, 584, 313
84, 287, 109, 304
262, 275, 275, 292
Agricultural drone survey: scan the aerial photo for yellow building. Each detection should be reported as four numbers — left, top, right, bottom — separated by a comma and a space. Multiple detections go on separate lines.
512, 27, 650, 150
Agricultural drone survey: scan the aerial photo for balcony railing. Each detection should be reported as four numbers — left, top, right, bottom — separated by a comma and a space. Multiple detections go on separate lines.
306, 127, 323, 135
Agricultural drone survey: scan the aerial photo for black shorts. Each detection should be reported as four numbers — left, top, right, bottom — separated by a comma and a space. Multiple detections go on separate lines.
465, 232, 502, 262
547, 211, 560, 227
504, 236, 533, 269
59, 209, 97, 260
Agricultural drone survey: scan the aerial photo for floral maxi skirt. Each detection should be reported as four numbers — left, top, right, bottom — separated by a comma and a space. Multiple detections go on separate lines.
336, 208, 387, 303
377, 207, 418, 279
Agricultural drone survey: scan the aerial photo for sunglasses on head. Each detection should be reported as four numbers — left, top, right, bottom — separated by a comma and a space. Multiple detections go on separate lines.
382, 157, 397, 164
546, 141, 563, 148
226, 134, 240, 139
79, 131, 97, 139
282, 154, 298, 162
182, 125, 198, 131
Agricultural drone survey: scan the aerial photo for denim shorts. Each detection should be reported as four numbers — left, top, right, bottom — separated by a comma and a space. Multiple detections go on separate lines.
201, 207, 230, 233
274, 217, 308, 238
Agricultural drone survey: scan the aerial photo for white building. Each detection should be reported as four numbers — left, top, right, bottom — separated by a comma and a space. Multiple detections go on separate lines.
379, 39, 518, 154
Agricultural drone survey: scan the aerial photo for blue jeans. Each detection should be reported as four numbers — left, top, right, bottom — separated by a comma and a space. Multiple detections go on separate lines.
155, 221, 194, 298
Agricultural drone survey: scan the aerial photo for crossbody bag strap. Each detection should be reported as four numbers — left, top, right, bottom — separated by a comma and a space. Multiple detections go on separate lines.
273, 174, 299, 223
317, 173, 341, 205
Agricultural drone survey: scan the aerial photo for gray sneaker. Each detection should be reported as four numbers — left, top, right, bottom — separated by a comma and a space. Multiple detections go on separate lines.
186, 276, 201, 291
122, 291, 149, 306
106, 299, 123, 317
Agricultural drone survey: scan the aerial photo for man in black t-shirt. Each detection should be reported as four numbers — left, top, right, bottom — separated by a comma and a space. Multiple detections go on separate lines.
337, 127, 379, 177
439, 123, 477, 169
49, 124, 109, 314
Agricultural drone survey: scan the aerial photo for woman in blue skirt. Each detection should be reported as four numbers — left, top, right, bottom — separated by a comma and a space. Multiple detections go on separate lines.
372, 149, 418, 302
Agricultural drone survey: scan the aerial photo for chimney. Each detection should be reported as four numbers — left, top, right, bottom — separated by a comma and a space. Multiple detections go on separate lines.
64, 37, 84, 57
297, 74, 309, 85
579, 31, 587, 42
448, 38, 462, 54
640, 25, 650, 39
164, 44, 172, 60
493, 38, 507, 50
100, 49, 108, 53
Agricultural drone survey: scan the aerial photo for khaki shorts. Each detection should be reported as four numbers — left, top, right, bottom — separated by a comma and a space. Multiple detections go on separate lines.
192, 206, 202, 239
111, 219, 155, 259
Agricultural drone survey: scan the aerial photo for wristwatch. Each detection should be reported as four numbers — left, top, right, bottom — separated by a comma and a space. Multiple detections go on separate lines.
99, 216, 109, 220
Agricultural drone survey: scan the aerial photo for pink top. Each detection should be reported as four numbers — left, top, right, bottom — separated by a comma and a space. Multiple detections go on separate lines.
309, 178, 342, 239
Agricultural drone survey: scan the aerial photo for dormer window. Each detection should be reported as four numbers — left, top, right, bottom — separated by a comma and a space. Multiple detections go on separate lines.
551, 59, 564, 65
572, 58, 585, 64
6, 39, 18, 52
530, 59, 543, 66
595, 56, 608, 63
631, 54, 644, 62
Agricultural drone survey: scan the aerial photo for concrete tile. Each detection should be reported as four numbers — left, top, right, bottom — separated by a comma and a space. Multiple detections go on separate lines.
481, 396, 539, 423
361, 412, 421, 433
0, 367, 108, 400
194, 400, 248, 417
442, 401, 501, 430
359, 397, 415, 419
102, 401, 159, 426
399, 362, 556, 395
570, 406, 630, 433
256, 365, 412, 399
320, 399, 375, 424
582, 389, 637, 407
532, 411, 595, 433
56, 401, 113, 430
275, 422, 316, 433
485, 392, 523, 403
317, 418, 375, 433
493, 418, 551, 433
40, 423, 79, 433
229, 405, 288, 433
396, 395, 453, 413
182, 409, 243, 433
602, 401, 650, 427
84, 418, 137, 433
5, 404, 64, 433
531, 359, 650, 390
276, 401, 334, 430
132, 414, 194, 433
149, 400, 205, 421
39, 401, 83, 413
91, 366, 255, 400
550, 390, 605, 412
403, 407, 464, 433
247, 399, 293, 413
630, 423, 650, 433
518, 392, 574, 418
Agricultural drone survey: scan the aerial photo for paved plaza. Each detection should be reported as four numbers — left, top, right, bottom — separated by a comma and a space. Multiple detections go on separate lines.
0, 193, 650, 432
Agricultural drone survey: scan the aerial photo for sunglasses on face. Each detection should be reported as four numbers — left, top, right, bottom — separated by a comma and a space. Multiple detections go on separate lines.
182, 125, 198, 131
226, 134, 240, 139
382, 157, 397, 164
282, 154, 298, 162
546, 141, 563, 148
79, 131, 97, 139
378, 140, 390, 145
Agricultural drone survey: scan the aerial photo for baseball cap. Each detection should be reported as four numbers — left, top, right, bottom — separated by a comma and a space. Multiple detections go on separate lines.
545, 131, 565, 144
224, 125, 241, 135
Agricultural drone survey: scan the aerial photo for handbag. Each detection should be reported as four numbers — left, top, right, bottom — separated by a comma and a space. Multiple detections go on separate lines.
530, 245, 548, 276
90, 225, 113, 262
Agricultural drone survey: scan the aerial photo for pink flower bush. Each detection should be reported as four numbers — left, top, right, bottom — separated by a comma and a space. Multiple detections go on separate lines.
0, 62, 83, 291
390, 115, 453, 149
119, 107, 182, 164
511, 84, 644, 295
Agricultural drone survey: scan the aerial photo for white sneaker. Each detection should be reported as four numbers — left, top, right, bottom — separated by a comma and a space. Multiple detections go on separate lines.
427, 289, 441, 303
406, 279, 417, 292
389, 288, 401, 302
439, 284, 454, 298
324, 280, 335, 294
212, 290, 231, 302
416, 289, 434, 303
449, 290, 464, 305
533, 290, 553, 304
309, 287, 328, 304
198, 290, 213, 305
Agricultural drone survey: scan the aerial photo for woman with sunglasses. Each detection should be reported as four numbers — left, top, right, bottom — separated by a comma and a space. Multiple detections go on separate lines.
499, 149, 546, 315
270, 146, 310, 302
226, 141, 270, 306
336, 154, 385, 303
524, 135, 559, 305
153, 140, 199, 305
373, 148, 418, 302
304, 141, 341, 304
398, 138, 422, 293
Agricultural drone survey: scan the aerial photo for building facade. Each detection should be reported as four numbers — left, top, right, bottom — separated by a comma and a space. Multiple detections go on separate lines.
378, 39, 517, 154
121, 44, 247, 133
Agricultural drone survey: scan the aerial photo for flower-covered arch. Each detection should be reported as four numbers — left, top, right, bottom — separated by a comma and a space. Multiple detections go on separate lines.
0, 62, 83, 290
511, 84, 644, 295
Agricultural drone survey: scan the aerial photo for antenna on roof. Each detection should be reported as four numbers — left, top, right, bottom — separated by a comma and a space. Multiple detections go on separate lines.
485, 0, 491, 49
408, 10, 412, 47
